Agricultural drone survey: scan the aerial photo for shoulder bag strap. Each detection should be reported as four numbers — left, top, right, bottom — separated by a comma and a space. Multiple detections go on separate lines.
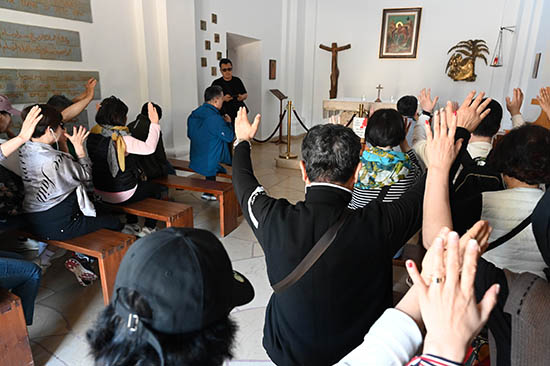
376, 185, 392, 202
486, 214, 532, 252
272, 209, 351, 293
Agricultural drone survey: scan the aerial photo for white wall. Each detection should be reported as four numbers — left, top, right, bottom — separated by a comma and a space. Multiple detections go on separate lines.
228, 38, 262, 119
284, 0, 550, 131
0, 0, 147, 124
194, 0, 284, 139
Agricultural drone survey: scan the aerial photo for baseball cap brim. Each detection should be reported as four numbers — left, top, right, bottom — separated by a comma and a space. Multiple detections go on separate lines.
231, 270, 255, 307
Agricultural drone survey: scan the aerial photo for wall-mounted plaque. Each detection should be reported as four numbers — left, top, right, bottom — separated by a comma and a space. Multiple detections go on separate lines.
214, 33, 220, 43
205, 40, 211, 50
201, 57, 207, 67
269, 59, 276, 80
217, 51, 222, 60
212, 13, 217, 24
200, 20, 207, 31
0, 0, 92, 23
0, 21, 82, 61
0, 69, 101, 104
211, 67, 217, 76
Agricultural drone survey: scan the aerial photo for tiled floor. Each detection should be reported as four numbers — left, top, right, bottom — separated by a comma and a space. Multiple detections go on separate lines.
6, 139, 409, 365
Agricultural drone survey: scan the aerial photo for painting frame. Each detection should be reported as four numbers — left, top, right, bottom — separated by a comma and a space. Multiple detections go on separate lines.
379, 7, 422, 59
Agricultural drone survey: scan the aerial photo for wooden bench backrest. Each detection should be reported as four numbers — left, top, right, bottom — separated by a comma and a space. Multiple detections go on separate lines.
20, 229, 134, 259
154, 175, 233, 195
168, 158, 232, 179
107, 198, 192, 222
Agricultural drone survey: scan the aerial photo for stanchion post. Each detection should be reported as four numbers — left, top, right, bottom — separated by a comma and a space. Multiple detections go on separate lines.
279, 100, 297, 159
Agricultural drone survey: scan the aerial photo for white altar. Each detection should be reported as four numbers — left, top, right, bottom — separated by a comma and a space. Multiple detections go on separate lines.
322, 98, 396, 118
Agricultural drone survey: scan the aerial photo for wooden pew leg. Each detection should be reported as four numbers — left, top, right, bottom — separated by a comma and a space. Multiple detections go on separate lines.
167, 206, 194, 228
218, 190, 238, 237
97, 244, 130, 305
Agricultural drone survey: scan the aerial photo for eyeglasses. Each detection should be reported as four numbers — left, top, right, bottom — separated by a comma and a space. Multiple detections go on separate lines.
221, 67, 232, 72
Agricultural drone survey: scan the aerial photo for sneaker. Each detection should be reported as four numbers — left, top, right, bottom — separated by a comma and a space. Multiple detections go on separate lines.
14, 238, 41, 252
64, 257, 98, 287
201, 193, 217, 201
33, 247, 67, 274
122, 223, 143, 237
140, 226, 158, 236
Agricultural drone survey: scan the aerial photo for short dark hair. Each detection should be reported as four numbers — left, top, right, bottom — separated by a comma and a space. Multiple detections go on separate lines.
365, 109, 406, 147
205, 85, 224, 102
47, 95, 73, 113
397, 96, 418, 118
86, 288, 236, 366
301, 124, 361, 184
488, 124, 550, 185
141, 102, 163, 120
96, 96, 129, 126
21, 104, 63, 138
472, 99, 503, 137
219, 58, 232, 68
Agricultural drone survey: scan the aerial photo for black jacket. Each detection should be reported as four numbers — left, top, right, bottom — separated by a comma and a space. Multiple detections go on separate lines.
127, 114, 172, 180
233, 141, 426, 365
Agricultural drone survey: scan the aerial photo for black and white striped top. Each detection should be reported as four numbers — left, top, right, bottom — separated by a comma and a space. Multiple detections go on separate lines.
348, 150, 422, 209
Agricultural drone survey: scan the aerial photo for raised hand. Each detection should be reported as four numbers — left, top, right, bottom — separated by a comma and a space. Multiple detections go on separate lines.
235, 106, 260, 141
85, 78, 97, 97
147, 102, 159, 124
18, 105, 43, 142
456, 91, 492, 132
407, 231, 499, 363
419, 88, 439, 113
505, 88, 523, 116
425, 102, 462, 172
64, 125, 90, 158
536, 87, 550, 119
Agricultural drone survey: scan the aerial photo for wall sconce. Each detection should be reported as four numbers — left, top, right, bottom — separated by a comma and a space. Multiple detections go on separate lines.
490, 26, 515, 67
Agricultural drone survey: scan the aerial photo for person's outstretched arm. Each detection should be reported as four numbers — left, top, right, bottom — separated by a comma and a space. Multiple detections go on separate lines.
506, 88, 526, 128
61, 78, 97, 122
0, 105, 42, 159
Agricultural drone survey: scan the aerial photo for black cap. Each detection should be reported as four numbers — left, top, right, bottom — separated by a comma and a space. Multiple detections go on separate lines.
112, 228, 254, 364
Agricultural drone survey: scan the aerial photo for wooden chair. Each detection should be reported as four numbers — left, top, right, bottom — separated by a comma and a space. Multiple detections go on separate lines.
106, 198, 193, 228
17, 229, 135, 305
0, 289, 34, 366
168, 158, 232, 179
153, 175, 239, 237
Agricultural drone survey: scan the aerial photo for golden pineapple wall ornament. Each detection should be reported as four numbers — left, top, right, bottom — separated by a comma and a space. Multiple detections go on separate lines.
446, 39, 489, 81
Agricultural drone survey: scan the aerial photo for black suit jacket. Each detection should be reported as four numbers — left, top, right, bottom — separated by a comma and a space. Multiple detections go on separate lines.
233, 141, 429, 365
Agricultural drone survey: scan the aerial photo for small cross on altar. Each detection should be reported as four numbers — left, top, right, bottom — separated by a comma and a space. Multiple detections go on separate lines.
375, 84, 383, 102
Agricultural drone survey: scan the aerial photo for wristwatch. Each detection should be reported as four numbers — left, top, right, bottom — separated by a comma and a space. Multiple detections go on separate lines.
421, 110, 433, 118
233, 139, 250, 148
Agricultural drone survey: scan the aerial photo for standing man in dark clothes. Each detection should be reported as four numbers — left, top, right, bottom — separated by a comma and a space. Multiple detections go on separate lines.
211, 58, 248, 123
127, 102, 175, 180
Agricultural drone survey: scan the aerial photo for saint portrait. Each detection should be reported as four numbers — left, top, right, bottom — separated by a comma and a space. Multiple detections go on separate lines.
379, 8, 422, 58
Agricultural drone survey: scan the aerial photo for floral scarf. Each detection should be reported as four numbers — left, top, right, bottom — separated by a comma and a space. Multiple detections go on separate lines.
355, 146, 411, 189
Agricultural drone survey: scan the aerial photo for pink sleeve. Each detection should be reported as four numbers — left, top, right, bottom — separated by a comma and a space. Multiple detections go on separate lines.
123, 123, 161, 155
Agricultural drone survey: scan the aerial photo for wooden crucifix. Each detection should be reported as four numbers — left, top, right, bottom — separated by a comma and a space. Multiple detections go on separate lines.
319, 42, 351, 99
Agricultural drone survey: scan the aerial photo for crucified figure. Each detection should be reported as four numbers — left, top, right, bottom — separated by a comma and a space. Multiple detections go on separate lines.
319, 42, 351, 99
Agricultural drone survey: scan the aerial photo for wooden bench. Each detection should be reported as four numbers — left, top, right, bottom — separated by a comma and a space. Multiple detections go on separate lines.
18, 229, 135, 305
0, 289, 34, 366
153, 175, 239, 237
105, 198, 193, 228
168, 158, 232, 179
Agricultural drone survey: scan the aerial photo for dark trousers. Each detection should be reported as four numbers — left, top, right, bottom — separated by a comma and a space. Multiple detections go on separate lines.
119, 181, 163, 228
0, 251, 41, 325
26, 191, 123, 241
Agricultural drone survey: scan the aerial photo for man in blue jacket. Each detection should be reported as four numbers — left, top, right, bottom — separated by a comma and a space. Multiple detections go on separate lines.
188, 85, 234, 200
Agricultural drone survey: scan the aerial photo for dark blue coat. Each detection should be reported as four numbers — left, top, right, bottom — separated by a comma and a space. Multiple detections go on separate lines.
187, 103, 234, 177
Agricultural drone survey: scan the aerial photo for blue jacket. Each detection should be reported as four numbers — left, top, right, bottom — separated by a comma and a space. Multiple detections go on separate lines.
187, 103, 234, 177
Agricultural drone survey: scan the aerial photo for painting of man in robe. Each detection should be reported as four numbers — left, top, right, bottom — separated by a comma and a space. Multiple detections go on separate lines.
379, 8, 422, 59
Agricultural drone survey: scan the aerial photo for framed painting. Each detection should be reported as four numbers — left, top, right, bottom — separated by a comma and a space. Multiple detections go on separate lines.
269, 59, 276, 80
379, 8, 422, 58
